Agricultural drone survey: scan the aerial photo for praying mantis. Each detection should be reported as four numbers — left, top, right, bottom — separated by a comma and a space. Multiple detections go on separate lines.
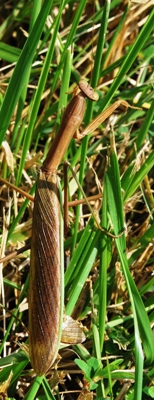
28, 79, 132, 376
0, 79, 132, 376
29, 80, 99, 376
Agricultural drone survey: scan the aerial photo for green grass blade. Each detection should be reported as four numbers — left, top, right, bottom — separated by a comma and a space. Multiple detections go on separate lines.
0, 0, 53, 145
99, 182, 112, 351
29, 0, 42, 31
56, 47, 72, 128
98, 7, 154, 111
16, 1, 64, 185
0, 42, 20, 62
52, 0, 87, 91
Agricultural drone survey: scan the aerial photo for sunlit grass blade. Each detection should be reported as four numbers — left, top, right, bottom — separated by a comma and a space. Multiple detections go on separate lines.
16, 3, 65, 185
56, 47, 72, 129
0, 0, 53, 145
99, 182, 112, 352
0, 42, 20, 62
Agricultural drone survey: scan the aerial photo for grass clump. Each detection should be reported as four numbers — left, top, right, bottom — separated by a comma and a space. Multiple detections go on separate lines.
0, 1, 154, 399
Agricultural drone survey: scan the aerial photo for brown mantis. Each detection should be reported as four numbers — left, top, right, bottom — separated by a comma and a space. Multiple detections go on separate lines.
0, 80, 133, 376
28, 79, 133, 376
29, 80, 99, 376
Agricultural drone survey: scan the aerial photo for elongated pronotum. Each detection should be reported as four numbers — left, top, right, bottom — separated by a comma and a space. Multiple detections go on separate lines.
29, 81, 97, 376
